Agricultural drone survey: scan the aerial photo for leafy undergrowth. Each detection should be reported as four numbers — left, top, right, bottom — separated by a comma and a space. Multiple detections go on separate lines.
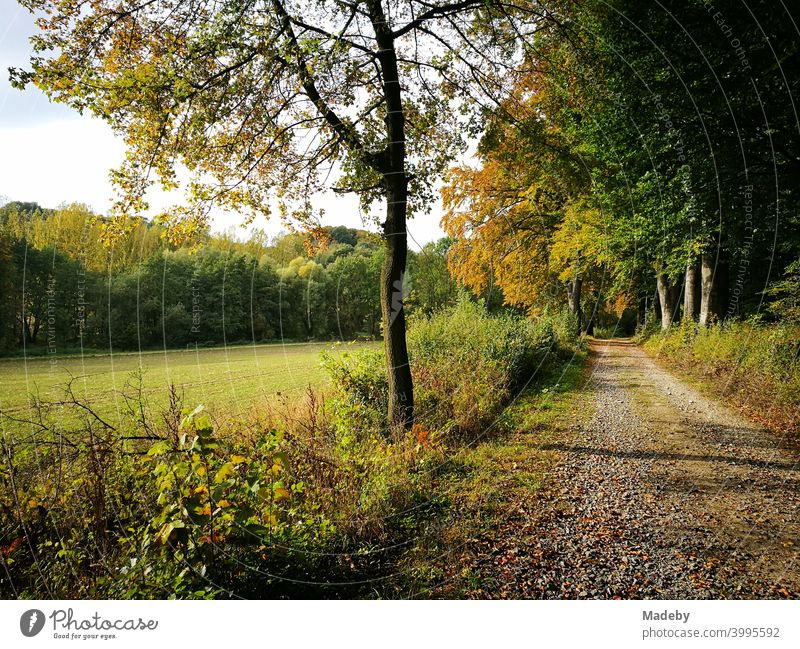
0, 303, 584, 598
642, 319, 800, 437
384, 357, 589, 598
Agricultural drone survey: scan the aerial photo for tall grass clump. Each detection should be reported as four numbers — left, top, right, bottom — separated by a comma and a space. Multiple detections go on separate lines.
408, 301, 579, 438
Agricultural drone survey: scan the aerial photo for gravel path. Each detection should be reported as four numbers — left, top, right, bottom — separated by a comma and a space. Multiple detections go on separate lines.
468, 339, 800, 599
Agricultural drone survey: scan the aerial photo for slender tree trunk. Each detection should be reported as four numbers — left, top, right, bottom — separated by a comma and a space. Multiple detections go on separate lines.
380, 178, 413, 429
637, 296, 647, 330
566, 277, 583, 334
656, 273, 675, 330
699, 253, 714, 326
684, 260, 699, 321
370, 0, 413, 429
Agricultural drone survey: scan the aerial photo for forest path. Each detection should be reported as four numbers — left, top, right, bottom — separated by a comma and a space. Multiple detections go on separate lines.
466, 339, 800, 598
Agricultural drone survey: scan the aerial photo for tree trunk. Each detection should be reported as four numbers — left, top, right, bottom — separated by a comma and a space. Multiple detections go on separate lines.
637, 296, 647, 330
684, 260, 699, 321
656, 273, 675, 330
699, 253, 714, 326
380, 178, 414, 429
370, 0, 413, 429
566, 277, 583, 334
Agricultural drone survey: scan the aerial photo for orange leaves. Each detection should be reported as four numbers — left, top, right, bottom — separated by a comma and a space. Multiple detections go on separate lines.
0, 537, 23, 558
441, 153, 559, 313
412, 423, 431, 448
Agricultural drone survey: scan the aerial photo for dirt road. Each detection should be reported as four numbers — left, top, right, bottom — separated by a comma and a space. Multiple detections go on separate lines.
468, 339, 800, 598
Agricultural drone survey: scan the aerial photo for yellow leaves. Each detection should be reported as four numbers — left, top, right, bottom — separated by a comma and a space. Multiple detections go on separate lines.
257, 486, 291, 502
213, 462, 236, 484
273, 487, 291, 502
611, 293, 633, 318
550, 200, 607, 282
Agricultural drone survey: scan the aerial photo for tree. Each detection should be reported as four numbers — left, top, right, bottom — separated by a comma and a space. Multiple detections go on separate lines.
328, 253, 381, 338
442, 62, 599, 323
406, 238, 459, 315
15, 0, 552, 427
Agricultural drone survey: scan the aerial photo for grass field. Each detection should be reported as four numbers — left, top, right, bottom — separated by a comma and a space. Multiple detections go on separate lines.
0, 341, 376, 430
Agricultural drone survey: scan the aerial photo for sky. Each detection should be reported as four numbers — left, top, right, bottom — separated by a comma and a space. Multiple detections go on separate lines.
0, 2, 448, 249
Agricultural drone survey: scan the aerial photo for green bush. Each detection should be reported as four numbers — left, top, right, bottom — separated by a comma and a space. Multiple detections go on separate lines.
322, 300, 582, 440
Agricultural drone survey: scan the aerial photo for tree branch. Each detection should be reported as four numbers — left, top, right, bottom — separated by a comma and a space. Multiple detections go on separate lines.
392, 0, 488, 39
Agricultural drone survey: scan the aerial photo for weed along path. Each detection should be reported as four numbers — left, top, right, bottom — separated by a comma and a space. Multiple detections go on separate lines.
451, 339, 800, 599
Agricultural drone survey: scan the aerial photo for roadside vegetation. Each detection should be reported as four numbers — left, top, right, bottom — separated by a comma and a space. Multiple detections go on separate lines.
0, 301, 583, 598
642, 319, 800, 437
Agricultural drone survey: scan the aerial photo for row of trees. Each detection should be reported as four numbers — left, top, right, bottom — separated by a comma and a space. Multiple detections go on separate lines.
443, 0, 800, 332
0, 202, 459, 353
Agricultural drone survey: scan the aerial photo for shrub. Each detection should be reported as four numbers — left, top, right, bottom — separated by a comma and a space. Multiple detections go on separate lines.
322, 300, 582, 440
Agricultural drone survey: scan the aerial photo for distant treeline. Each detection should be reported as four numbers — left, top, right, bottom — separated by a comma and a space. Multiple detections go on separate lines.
0, 202, 468, 353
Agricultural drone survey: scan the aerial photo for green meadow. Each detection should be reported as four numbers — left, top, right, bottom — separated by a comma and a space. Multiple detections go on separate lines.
0, 342, 376, 429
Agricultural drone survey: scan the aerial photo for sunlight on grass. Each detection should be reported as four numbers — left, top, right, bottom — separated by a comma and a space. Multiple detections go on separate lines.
0, 341, 378, 428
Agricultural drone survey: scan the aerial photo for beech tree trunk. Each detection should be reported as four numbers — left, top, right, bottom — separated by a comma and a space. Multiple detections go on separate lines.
371, 1, 413, 429
699, 253, 714, 326
567, 277, 583, 334
637, 296, 647, 329
653, 290, 662, 324
684, 260, 699, 321
656, 273, 676, 330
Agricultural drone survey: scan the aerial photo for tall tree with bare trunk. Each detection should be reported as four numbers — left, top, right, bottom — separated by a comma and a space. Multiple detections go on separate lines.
13, 0, 552, 428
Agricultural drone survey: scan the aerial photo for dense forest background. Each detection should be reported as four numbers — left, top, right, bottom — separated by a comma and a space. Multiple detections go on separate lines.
0, 201, 479, 353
